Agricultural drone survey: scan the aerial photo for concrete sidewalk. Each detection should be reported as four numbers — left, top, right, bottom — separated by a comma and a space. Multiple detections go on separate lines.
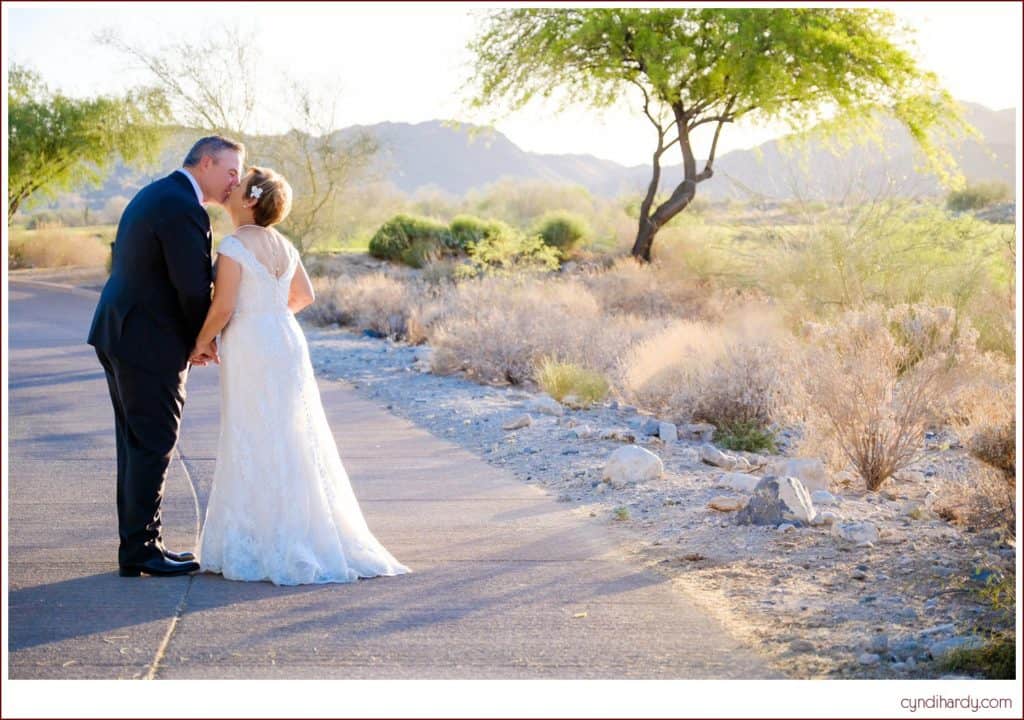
7, 279, 778, 679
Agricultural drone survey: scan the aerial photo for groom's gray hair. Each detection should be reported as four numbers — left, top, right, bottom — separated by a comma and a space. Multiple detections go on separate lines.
183, 136, 245, 167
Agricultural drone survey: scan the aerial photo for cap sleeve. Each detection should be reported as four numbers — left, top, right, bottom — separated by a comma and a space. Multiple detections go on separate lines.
216, 235, 247, 263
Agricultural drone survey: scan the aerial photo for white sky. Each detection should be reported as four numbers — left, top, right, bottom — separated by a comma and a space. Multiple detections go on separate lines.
3, 1, 1021, 166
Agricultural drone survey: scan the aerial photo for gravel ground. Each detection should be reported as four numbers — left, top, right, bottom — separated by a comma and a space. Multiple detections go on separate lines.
304, 322, 1017, 680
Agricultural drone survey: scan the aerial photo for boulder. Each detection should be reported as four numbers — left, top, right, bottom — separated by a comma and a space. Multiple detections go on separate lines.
770, 457, 829, 493
708, 496, 747, 512
683, 423, 716, 443
502, 414, 533, 431
736, 476, 817, 526
529, 395, 564, 416
700, 443, 738, 469
602, 445, 664, 488
831, 521, 879, 545
658, 421, 678, 443
721, 472, 761, 494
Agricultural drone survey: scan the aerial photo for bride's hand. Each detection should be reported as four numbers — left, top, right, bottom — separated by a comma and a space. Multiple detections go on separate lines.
190, 338, 220, 366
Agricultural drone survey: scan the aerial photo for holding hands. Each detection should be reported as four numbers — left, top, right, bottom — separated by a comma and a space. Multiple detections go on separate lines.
190, 337, 220, 366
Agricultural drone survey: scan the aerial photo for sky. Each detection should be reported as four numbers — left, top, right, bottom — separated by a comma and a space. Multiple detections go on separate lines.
3, 1, 1022, 167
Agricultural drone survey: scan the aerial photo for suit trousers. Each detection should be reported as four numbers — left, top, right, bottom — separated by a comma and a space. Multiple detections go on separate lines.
95, 348, 188, 565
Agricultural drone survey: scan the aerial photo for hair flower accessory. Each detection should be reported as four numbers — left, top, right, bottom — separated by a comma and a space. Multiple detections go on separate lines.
249, 185, 264, 200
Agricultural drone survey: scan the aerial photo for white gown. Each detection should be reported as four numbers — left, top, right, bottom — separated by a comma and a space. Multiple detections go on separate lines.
198, 233, 410, 585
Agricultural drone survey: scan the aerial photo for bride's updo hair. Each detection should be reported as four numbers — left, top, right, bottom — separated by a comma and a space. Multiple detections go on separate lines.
245, 166, 292, 227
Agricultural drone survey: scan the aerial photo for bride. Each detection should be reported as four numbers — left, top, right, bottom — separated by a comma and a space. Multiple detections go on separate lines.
190, 166, 410, 586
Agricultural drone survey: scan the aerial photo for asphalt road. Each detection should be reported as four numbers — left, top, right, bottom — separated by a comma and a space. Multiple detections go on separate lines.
6, 278, 777, 679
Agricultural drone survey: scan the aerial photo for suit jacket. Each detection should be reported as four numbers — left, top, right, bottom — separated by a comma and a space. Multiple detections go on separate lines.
88, 171, 213, 374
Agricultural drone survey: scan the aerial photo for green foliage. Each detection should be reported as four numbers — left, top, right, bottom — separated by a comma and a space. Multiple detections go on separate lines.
613, 506, 630, 521
535, 358, 609, 407
455, 223, 561, 279
449, 214, 497, 252
715, 421, 778, 454
940, 634, 1015, 679
368, 214, 451, 262
946, 182, 1012, 213
7, 63, 168, 219
534, 211, 591, 257
741, 202, 1015, 357
468, 8, 966, 258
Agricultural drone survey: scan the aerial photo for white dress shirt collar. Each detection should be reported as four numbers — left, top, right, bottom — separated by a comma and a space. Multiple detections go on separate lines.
176, 168, 205, 205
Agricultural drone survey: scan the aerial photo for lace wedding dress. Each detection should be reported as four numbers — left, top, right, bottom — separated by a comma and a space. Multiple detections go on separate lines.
198, 231, 410, 585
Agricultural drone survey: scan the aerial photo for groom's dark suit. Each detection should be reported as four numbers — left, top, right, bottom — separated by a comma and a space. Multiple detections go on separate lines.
88, 171, 212, 567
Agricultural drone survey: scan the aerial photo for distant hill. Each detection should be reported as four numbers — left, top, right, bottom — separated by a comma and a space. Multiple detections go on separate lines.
46, 101, 1017, 214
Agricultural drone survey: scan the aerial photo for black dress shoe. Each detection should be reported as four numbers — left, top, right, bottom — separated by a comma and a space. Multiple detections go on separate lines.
162, 548, 196, 563
119, 556, 199, 577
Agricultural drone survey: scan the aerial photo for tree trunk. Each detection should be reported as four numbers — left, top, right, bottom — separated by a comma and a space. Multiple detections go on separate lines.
631, 218, 658, 262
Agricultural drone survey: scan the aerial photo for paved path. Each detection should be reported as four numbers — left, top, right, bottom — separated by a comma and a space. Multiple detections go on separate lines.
7, 278, 778, 679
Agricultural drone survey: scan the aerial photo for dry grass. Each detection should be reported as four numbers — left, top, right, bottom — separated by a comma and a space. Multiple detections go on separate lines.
8, 223, 111, 268
535, 358, 610, 407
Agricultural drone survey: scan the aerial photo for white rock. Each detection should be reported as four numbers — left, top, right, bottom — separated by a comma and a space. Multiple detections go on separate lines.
858, 653, 881, 666
502, 414, 533, 431
684, 423, 716, 443
700, 443, 737, 469
775, 476, 817, 524
678, 447, 701, 465
602, 445, 664, 488
708, 496, 747, 512
832, 521, 879, 545
658, 422, 678, 443
811, 490, 840, 506
777, 523, 797, 533
732, 456, 753, 472
811, 511, 840, 526
570, 425, 595, 439
929, 636, 984, 662
529, 395, 564, 416
721, 472, 761, 494
771, 457, 829, 493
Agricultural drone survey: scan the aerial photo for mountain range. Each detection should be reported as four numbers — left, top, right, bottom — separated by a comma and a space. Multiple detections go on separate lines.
67, 101, 1015, 211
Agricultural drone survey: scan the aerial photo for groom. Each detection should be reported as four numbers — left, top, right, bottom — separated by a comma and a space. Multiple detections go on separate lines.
88, 136, 244, 577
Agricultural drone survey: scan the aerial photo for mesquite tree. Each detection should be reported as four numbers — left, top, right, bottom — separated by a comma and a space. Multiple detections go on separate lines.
468, 8, 962, 261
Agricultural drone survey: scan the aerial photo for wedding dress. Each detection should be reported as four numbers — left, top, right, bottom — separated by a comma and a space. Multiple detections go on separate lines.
198, 230, 410, 585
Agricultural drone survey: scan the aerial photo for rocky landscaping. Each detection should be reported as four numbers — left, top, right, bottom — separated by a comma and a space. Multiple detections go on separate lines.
304, 323, 1017, 680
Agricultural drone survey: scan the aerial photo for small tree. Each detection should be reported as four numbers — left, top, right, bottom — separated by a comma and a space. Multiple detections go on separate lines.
7, 64, 167, 219
468, 8, 964, 261
98, 26, 377, 255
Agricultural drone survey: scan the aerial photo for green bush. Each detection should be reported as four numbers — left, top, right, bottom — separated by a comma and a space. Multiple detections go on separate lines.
534, 211, 591, 257
946, 182, 1011, 213
448, 214, 493, 252
368, 214, 450, 262
714, 421, 778, 454
455, 223, 561, 279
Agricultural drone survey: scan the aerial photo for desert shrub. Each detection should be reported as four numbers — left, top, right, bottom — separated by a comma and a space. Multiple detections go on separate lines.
534, 210, 591, 257
580, 255, 718, 321
368, 214, 450, 263
946, 181, 1011, 213
455, 223, 561, 279
535, 358, 609, 407
448, 214, 493, 252
617, 308, 791, 432
428, 276, 642, 385
306, 273, 419, 340
715, 420, 778, 454
796, 304, 970, 492
8, 223, 109, 268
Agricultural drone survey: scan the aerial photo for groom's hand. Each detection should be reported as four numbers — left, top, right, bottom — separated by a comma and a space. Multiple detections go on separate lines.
189, 339, 220, 366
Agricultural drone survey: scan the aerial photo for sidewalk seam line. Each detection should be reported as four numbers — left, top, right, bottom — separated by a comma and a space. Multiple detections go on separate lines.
145, 448, 202, 680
